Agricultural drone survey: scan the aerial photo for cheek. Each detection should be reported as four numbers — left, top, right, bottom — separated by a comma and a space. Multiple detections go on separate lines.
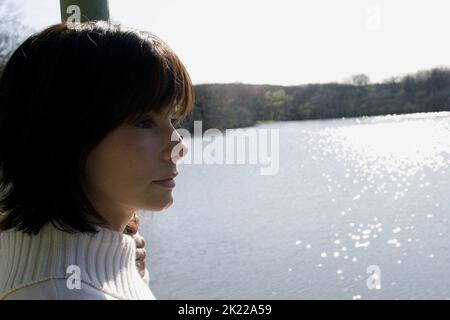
121, 136, 160, 184
85, 130, 160, 201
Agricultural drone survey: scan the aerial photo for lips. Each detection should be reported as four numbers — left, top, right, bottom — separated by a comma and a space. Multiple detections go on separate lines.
152, 172, 178, 189
153, 171, 178, 181
152, 178, 175, 188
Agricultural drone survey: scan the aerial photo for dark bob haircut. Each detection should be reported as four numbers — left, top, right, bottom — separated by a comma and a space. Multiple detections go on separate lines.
0, 21, 194, 235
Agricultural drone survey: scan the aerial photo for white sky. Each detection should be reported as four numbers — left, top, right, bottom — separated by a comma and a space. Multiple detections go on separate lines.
14, 0, 450, 85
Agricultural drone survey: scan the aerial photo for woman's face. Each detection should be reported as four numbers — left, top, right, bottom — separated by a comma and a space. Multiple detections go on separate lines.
83, 109, 188, 231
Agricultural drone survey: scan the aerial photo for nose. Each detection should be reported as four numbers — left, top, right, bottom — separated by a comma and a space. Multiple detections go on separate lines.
168, 129, 188, 163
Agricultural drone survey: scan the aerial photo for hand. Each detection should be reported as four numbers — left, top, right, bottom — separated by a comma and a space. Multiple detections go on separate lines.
125, 213, 147, 279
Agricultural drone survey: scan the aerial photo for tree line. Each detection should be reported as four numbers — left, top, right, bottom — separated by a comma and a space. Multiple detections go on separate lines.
180, 67, 450, 133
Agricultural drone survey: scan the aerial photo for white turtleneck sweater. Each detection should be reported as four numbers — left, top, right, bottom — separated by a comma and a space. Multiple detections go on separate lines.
0, 223, 156, 300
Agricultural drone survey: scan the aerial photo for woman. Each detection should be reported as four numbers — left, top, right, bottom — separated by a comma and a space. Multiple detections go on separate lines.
0, 21, 193, 299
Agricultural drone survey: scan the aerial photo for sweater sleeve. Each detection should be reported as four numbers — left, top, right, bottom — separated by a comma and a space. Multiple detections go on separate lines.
1, 279, 119, 300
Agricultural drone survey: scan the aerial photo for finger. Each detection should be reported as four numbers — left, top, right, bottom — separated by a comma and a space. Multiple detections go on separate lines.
133, 214, 140, 227
133, 233, 146, 249
129, 213, 140, 228
136, 248, 146, 261
125, 213, 140, 235
135, 259, 146, 272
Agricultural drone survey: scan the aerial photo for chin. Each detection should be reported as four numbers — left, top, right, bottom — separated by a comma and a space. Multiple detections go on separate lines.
146, 196, 174, 212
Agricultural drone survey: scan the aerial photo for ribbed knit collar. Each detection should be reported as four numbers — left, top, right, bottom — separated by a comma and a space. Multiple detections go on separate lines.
0, 223, 155, 299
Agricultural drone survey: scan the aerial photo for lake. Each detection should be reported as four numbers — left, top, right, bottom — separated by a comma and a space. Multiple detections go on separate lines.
140, 111, 450, 299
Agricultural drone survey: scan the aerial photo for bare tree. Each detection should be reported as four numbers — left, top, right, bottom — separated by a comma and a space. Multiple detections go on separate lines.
349, 74, 371, 86
0, 0, 31, 75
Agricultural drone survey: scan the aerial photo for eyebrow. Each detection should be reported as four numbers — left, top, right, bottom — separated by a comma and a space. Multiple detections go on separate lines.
144, 111, 177, 120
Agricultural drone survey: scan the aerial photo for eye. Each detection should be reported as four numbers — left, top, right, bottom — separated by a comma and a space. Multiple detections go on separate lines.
171, 118, 180, 128
136, 117, 154, 129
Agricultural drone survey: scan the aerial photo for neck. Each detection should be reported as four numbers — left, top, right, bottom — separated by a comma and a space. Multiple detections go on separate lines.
103, 211, 135, 233
84, 189, 136, 233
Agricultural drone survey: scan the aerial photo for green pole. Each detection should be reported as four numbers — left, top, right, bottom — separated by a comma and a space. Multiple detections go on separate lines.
60, 0, 110, 23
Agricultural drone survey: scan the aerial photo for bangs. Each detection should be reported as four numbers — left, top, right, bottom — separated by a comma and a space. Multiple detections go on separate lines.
122, 30, 195, 126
